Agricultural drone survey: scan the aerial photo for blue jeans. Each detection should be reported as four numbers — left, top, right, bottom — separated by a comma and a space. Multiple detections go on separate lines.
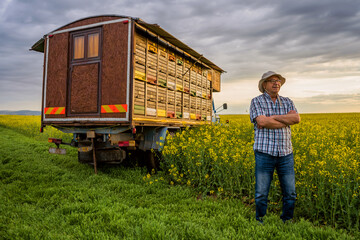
255, 151, 296, 222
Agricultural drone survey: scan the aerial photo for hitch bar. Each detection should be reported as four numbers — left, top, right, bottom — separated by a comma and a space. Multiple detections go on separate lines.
48, 138, 69, 155
48, 138, 72, 148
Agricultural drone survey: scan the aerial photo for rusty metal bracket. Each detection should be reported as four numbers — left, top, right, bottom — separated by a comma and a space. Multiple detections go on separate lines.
91, 138, 97, 174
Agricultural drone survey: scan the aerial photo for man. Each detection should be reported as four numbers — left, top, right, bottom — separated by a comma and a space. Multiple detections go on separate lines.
249, 71, 300, 224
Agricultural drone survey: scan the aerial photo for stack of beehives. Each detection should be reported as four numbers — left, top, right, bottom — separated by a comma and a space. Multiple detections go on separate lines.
133, 31, 213, 121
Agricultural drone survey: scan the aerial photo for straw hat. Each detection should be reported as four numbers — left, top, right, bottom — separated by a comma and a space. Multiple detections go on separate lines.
258, 71, 286, 93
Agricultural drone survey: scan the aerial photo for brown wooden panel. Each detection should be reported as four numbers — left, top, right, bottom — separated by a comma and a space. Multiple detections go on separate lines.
45, 32, 69, 118
100, 112, 126, 118
101, 22, 128, 106
70, 63, 99, 114
58, 16, 122, 31
212, 70, 221, 92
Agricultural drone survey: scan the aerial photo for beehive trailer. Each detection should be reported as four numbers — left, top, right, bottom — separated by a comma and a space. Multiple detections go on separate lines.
30, 15, 224, 172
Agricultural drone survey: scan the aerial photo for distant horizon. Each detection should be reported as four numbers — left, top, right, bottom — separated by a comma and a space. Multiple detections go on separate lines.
1, 109, 359, 116
218, 112, 360, 115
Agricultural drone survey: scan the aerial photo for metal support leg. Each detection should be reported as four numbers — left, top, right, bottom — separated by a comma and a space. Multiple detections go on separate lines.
92, 138, 97, 174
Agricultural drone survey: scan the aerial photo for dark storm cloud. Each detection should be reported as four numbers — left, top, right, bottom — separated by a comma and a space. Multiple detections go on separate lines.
160, 0, 360, 80
0, 0, 359, 111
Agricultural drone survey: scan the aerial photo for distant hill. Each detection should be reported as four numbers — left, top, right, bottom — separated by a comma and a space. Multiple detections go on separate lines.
0, 110, 41, 115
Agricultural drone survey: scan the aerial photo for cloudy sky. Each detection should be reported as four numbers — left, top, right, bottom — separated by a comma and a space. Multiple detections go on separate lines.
1, 0, 359, 114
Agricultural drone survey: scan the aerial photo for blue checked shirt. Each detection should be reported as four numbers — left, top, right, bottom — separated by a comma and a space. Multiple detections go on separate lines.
250, 92, 297, 157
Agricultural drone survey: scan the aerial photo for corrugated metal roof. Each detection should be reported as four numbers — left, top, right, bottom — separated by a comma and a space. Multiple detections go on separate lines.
30, 15, 224, 72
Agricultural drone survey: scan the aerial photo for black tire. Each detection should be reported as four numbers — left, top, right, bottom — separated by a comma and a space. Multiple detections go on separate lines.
145, 150, 161, 172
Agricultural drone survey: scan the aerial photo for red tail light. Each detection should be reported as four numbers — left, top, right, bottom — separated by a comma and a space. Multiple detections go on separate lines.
118, 140, 136, 147
48, 138, 62, 144
118, 141, 129, 147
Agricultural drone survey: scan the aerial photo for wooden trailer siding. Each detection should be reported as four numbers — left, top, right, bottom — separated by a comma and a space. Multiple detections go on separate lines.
40, 17, 132, 123
100, 22, 129, 119
70, 63, 99, 114
45, 32, 69, 119
212, 70, 221, 92
31, 15, 224, 127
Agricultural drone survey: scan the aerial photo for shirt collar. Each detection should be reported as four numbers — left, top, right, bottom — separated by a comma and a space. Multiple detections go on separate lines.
263, 92, 273, 100
263, 92, 282, 105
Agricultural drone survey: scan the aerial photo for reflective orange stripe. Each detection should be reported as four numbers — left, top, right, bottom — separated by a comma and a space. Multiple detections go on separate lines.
101, 104, 127, 113
109, 105, 118, 113
50, 108, 58, 114
45, 107, 65, 115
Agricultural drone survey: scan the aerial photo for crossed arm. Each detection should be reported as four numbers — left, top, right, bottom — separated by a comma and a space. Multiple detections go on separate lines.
255, 110, 301, 129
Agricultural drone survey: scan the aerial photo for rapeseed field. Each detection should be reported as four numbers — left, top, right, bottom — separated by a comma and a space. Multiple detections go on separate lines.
1, 113, 359, 231
159, 113, 360, 230
0, 115, 71, 142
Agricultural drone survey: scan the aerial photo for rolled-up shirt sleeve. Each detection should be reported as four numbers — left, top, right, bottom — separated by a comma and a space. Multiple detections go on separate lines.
250, 98, 265, 124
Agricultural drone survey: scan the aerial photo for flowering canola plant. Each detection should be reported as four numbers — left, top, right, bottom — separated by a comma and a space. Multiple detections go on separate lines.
161, 118, 254, 199
0, 115, 71, 141
160, 113, 360, 230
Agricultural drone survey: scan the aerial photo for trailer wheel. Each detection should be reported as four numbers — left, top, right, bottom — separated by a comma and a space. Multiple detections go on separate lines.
144, 150, 161, 172
122, 150, 141, 168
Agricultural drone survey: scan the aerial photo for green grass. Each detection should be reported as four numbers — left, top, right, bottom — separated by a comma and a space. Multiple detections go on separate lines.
0, 125, 358, 239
